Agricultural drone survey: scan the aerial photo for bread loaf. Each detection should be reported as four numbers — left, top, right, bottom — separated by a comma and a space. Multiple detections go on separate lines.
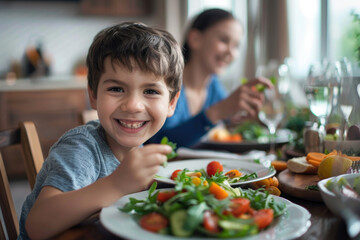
287, 156, 317, 174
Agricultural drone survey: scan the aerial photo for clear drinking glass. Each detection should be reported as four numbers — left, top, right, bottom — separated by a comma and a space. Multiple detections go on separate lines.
258, 85, 285, 155
303, 61, 333, 152
256, 61, 287, 155
335, 58, 357, 141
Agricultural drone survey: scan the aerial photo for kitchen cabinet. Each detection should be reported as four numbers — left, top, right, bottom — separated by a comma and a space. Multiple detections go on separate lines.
0, 78, 90, 179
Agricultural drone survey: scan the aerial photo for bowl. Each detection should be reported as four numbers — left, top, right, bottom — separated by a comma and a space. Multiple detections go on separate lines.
318, 173, 360, 218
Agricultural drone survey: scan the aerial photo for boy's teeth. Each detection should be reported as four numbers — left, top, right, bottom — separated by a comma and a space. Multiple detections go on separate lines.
119, 120, 145, 129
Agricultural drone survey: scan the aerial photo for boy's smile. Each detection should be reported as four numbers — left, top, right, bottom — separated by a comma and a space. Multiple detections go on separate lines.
89, 57, 178, 152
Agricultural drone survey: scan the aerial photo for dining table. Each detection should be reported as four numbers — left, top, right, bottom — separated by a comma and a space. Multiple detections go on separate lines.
52, 155, 352, 240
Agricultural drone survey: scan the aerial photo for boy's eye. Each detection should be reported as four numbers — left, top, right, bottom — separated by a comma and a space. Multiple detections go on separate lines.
108, 87, 124, 92
144, 89, 160, 95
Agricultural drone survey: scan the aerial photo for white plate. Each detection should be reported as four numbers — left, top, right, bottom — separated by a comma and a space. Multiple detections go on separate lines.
198, 129, 293, 153
100, 189, 311, 240
155, 159, 276, 186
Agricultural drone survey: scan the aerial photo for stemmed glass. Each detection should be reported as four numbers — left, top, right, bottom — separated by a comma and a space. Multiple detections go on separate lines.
258, 86, 285, 155
335, 58, 355, 141
256, 61, 286, 156
303, 61, 333, 152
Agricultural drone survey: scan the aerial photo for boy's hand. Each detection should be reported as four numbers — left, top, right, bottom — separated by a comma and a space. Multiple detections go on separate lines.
160, 136, 178, 167
111, 144, 173, 195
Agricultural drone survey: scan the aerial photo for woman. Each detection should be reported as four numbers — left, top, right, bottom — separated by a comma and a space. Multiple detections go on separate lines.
147, 8, 272, 147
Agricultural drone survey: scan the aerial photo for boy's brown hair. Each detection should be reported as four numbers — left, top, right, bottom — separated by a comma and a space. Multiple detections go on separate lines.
86, 22, 184, 100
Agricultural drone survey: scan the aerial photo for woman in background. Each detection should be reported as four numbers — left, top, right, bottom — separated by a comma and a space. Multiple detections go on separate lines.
147, 8, 272, 147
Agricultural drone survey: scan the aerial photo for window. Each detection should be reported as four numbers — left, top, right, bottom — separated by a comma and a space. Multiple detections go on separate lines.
288, 0, 360, 80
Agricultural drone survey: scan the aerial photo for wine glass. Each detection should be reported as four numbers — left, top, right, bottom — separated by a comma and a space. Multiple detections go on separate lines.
335, 58, 357, 141
258, 86, 285, 155
303, 61, 333, 152
256, 61, 287, 156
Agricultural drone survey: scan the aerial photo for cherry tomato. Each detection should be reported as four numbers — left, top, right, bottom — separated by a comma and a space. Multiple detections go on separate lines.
170, 169, 182, 180
157, 190, 176, 203
207, 161, 223, 176
228, 198, 250, 217
139, 212, 168, 232
251, 208, 274, 229
203, 210, 221, 233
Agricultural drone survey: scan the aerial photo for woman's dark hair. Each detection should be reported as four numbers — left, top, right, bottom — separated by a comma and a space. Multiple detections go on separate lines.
182, 8, 235, 64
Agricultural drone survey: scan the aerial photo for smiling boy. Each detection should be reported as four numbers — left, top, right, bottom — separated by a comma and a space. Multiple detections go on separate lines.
18, 22, 184, 239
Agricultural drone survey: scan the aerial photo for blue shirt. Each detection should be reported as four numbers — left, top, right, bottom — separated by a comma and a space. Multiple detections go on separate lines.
18, 120, 119, 240
147, 75, 227, 147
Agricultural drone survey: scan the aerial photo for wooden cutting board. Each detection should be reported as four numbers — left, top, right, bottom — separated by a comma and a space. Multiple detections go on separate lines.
278, 169, 323, 202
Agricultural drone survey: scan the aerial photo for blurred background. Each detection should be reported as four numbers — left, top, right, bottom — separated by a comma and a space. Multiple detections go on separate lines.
1, 0, 359, 85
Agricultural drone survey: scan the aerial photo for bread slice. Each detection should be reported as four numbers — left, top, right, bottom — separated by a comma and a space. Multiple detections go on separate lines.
287, 156, 317, 174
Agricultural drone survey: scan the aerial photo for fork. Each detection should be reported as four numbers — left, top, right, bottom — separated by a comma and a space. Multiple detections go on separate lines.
349, 160, 360, 174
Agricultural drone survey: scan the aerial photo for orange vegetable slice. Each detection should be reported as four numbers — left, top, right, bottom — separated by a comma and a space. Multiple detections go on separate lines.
209, 182, 228, 200
308, 159, 321, 167
306, 152, 326, 162
265, 186, 281, 196
268, 176, 279, 187
225, 169, 242, 179
271, 161, 287, 172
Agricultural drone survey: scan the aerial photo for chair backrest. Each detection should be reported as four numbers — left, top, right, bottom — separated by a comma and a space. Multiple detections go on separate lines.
0, 121, 44, 240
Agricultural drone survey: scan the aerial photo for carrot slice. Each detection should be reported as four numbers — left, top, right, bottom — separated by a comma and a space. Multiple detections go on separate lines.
306, 152, 326, 162
308, 159, 321, 167
271, 161, 287, 171
347, 156, 360, 161
209, 182, 228, 200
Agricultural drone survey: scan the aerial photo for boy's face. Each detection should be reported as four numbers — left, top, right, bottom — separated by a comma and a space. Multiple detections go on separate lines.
89, 57, 178, 150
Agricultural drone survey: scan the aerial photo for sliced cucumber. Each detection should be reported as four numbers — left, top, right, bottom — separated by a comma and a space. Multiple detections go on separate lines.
170, 210, 193, 237
218, 220, 251, 231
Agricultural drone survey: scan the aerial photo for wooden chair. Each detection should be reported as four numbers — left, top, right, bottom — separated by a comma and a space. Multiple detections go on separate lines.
0, 121, 44, 240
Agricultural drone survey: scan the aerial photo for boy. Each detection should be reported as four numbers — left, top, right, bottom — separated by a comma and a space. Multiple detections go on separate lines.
18, 22, 184, 239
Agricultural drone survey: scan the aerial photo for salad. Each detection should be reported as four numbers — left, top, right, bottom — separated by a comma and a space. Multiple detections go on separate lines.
168, 160, 258, 185
120, 170, 287, 238
325, 176, 360, 199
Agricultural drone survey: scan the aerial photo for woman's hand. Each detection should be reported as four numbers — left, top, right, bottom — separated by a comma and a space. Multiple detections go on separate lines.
206, 77, 273, 124
110, 144, 172, 195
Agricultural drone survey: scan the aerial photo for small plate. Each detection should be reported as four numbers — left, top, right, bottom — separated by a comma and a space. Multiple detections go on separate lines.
100, 189, 311, 240
155, 159, 276, 186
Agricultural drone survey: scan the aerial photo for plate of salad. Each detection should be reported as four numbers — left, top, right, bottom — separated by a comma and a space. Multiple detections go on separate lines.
155, 159, 276, 186
100, 180, 311, 240
198, 125, 293, 153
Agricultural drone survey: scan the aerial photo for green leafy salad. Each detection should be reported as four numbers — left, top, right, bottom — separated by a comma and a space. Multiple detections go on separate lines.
119, 171, 287, 238
325, 176, 360, 198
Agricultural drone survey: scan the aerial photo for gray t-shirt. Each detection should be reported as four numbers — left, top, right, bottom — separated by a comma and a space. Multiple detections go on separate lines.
18, 120, 119, 239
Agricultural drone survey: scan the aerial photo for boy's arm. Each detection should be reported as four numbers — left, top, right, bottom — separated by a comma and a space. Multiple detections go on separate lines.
25, 144, 172, 240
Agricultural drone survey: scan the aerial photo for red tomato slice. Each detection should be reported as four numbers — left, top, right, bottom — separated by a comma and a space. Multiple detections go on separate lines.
229, 198, 250, 217
203, 210, 221, 233
251, 208, 274, 229
139, 212, 168, 232
206, 161, 223, 176
170, 169, 182, 180
157, 190, 176, 203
